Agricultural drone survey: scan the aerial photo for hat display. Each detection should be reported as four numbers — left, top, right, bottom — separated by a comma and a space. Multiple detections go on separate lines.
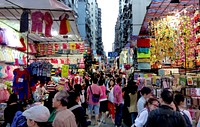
22, 105, 50, 122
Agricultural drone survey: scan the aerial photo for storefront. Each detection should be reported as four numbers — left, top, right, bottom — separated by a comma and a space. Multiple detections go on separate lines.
0, 0, 82, 103
133, 0, 200, 125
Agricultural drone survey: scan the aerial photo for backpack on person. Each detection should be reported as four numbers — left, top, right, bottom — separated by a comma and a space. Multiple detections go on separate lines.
11, 111, 27, 127
180, 111, 192, 127
89, 86, 100, 103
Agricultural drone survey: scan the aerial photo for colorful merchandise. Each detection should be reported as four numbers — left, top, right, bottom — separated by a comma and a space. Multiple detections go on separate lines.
13, 68, 30, 100
31, 11, 44, 34
17, 37, 26, 52
44, 12, 53, 37
59, 13, 70, 35
137, 38, 150, 48
20, 10, 29, 32
0, 28, 7, 45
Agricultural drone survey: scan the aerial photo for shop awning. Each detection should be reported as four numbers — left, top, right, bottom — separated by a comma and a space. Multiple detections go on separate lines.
140, 0, 199, 34
0, 0, 81, 42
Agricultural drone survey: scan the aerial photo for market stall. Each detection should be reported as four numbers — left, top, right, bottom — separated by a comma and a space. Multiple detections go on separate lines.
0, 0, 82, 100
134, 0, 200, 125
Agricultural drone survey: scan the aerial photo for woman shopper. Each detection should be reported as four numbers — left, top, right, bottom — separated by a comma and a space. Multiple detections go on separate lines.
174, 93, 193, 125
132, 98, 159, 127
107, 78, 115, 123
99, 78, 108, 124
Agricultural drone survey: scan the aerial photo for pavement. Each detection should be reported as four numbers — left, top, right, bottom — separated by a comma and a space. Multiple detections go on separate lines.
88, 114, 114, 127
88, 114, 129, 127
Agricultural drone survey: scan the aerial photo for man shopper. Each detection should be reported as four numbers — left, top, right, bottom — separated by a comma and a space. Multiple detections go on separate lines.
145, 89, 186, 127
51, 90, 77, 127
137, 87, 152, 113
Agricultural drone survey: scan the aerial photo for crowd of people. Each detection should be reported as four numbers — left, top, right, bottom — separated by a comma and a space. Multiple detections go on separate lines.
2, 70, 200, 127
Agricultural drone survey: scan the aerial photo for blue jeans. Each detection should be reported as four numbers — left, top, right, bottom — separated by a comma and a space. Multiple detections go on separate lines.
88, 104, 100, 115
115, 104, 123, 127
131, 112, 138, 125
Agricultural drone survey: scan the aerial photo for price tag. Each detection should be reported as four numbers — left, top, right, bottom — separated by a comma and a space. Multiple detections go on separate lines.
18, 78, 23, 83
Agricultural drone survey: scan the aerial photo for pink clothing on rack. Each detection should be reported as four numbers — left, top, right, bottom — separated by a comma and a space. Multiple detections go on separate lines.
44, 12, 53, 37
4, 66, 13, 81
31, 11, 44, 34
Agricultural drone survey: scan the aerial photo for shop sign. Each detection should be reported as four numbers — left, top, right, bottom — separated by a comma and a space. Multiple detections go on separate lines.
108, 52, 118, 57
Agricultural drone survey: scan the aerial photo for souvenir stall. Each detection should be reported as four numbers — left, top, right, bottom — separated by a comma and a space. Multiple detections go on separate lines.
136, 0, 200, 126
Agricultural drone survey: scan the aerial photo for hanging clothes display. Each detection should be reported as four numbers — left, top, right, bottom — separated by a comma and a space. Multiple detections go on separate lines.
31, 11, 44, 34
20, 10, 29, 32
29, 60, 53, 84
17, 37, 26, 52
44, 12, 53, 37
59, 13, 70, 35
12, 67, 31, 100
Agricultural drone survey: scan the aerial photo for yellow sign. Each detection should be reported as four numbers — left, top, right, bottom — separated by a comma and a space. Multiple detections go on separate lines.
70, 43, 76, 50
61, 65, 69, 78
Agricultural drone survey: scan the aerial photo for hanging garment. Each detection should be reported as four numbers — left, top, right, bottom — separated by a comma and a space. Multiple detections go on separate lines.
31, 11, 44, 34
17, 37, 26, 51
44, 12, 53, 37
20, 10, 29, 32
47, 43, 53, 55
59, 13, 70, 35
13, 68, 30, 100
4, 66, 13, 81
0, 28, 7, 45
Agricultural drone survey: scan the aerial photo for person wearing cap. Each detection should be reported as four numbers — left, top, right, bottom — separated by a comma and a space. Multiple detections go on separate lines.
51, 90, 77, 127
22, 105, 50, 127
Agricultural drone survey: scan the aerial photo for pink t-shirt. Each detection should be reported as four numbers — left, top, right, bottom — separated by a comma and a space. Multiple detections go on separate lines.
113, 84, 123, 105
87, 84, 102, 105
99, 85, 107, 101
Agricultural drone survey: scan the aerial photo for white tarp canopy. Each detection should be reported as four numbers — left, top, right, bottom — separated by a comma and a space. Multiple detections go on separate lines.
0, 0, 81, 42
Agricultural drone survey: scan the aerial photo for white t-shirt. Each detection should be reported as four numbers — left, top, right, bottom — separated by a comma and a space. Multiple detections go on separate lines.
137, 96, 146, 113
132, 108, 148, 127
180, 109, 193, 124
108, 87, 114, 103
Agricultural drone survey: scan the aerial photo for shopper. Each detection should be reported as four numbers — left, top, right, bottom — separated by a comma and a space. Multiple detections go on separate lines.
174, 93, 193, 125
99, 78, 108, 124
113, 77, 123, 127
86, 76, 102, 125
44, 91, 57, 113
137, 87, 152, 113
128, 81, 138, 125
51, 90, 77, 127
145, 89, 186, 127
3, 93, 23, 127
107, 78, 115, 123
22, 105, 50, 127
133, 98, 159, 127
67, 91, 89, 127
